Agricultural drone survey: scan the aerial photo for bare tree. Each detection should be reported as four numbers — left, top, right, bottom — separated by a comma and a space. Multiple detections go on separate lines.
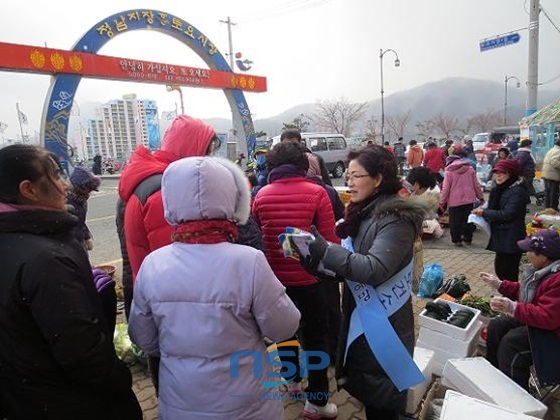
311, 98, 368, 137
457, 119, 474, 136
282, 114, 310, 132
415, 120, 434, 140
430, 113, 461, 139
364, 116, 380, 144
467, 110, 502, 133
385, 110, 412, 141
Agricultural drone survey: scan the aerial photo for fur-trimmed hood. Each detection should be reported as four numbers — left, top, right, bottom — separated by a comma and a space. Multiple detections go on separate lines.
364, 193, 438, 234
162, 156, 251, 225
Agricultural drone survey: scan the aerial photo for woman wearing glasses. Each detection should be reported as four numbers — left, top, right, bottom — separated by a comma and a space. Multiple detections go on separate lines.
304, 146, 433, 420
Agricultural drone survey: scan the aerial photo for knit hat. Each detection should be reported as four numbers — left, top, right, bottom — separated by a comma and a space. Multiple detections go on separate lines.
70, 167, 100, 191
491, 158, 521, 177
518, 229, 560, 260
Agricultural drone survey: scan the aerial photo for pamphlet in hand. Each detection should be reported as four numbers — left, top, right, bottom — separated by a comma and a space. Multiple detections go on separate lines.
278, 227, 336, 277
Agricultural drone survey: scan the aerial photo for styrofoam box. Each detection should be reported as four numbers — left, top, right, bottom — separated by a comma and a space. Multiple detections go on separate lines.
416, 320, 481, 376
441, 390, 539, 419
405, 347, 435, 414
417, 340, 477, 377
419, 298, 481, 340
441, 357, 548, 418
418, 320, 482, 354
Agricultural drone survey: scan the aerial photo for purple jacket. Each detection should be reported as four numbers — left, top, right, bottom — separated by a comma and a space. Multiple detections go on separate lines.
441, 160, 483, 208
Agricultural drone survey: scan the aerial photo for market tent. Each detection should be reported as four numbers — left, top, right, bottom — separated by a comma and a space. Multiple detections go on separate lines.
520, 98, 560, 126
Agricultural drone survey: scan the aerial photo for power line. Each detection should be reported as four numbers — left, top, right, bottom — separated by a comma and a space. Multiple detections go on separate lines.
541, 5, 560, 34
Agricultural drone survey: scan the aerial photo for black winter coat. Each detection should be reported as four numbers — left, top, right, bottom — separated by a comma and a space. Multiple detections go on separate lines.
483, 180, 527, 254
0, 209, 141, 420
322, 194, 427, 411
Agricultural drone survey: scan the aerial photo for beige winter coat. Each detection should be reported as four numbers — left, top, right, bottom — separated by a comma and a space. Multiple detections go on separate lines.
542, 145, 560, 182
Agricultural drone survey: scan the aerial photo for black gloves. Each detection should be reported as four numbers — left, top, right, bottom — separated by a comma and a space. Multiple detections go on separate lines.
308, 226, 329, 260
292, 226, 336, 281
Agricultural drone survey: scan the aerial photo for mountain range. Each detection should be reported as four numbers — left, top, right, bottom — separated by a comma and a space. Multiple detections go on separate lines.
202, 77, 560, 139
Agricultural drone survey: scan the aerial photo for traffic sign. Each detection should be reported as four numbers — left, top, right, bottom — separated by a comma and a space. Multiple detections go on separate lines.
479, 33, 520, 52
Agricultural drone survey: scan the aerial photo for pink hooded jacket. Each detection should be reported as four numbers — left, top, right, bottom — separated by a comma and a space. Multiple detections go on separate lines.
440, 160, 483, 208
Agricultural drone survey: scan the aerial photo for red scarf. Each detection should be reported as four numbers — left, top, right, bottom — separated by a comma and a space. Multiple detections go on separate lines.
172, 219, 238, 244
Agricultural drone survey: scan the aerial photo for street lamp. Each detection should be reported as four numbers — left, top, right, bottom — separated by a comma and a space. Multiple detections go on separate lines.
504, 75, 521, 126
166, 84, 185, 114
380, 48, 400, 144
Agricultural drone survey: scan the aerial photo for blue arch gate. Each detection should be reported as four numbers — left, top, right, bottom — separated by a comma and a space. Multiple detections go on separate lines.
41, 9, 257, 168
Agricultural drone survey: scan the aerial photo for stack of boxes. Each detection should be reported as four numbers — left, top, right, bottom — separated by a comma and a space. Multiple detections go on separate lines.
416, 299, 482, 376
441, 358, 548, 418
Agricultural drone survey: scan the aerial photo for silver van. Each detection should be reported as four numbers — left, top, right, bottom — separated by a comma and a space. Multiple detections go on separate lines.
271, 132, 349, 178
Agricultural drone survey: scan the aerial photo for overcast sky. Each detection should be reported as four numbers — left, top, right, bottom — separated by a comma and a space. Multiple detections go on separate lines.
1, 0, 560, 140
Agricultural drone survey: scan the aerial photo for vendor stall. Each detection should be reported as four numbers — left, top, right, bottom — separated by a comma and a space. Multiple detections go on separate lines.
520, 99, 560, 165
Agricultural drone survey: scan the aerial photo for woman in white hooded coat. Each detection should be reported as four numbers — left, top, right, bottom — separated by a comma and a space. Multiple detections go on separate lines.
128, 156, 301, 420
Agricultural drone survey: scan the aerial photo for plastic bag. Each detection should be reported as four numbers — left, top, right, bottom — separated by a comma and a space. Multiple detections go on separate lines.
417, 263, 444, 298
113, 323, 137, 365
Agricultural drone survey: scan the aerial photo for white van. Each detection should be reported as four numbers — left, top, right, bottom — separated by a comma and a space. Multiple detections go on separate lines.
270, 132, 349, 178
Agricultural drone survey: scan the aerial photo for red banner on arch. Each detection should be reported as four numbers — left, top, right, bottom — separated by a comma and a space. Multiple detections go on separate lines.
0, 41, 267, 92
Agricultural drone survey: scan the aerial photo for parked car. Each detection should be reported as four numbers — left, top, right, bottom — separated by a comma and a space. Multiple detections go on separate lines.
472, 133, 489, 152
271, 132, 349, 178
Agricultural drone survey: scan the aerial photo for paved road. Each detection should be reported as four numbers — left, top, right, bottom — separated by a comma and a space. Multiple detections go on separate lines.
86, 175, 348, 266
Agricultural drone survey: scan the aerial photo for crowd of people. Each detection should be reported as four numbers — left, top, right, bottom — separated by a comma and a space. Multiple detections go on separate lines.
0, 119, 559, 420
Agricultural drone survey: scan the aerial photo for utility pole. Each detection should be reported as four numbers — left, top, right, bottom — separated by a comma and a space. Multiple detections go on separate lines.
16, 102, 25, 143
526, 0, 540, 116
219, 16, 236, 70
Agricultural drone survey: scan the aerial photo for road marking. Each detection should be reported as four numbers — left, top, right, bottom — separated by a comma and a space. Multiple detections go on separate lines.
86, 215, 114, 223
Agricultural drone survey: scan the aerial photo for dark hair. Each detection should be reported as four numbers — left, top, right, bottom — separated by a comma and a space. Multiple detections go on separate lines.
427, 142, 437, 149
406, 167, 437, 190
409, 140, 417, 146
0, 144, 61, 204
336, 146, 401, 238
267, 142, 309, 172
498, 147, 510, 157
384, 141, 390, 146
280, 130, 302, 142
346, 146, 401, 195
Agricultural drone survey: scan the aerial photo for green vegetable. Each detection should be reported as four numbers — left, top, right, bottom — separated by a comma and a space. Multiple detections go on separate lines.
113, 323, 137, 365
459, 295, 500, 318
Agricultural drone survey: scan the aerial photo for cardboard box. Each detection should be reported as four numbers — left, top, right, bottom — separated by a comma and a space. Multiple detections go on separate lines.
419, 299, 481, 341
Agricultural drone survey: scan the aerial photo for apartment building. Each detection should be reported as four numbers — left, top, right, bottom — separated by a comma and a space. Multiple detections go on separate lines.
85, 94, 160, 161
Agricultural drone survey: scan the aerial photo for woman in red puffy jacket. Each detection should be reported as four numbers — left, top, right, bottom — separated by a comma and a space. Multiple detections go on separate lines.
252, 142, 339, 419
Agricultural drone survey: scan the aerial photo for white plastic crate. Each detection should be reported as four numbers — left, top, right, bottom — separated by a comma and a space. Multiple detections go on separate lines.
441, 390, 539, 419
405, 347, 435, 414
441, 357, 548, 418
418, 298, 481, 340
